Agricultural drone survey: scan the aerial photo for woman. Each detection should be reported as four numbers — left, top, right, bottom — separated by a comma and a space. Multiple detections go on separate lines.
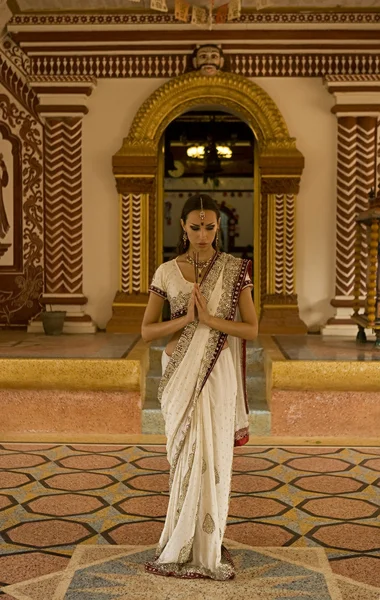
141, 193, 258, 580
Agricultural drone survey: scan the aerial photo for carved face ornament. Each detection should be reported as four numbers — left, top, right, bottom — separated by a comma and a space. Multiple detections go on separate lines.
193, 45, 224, 76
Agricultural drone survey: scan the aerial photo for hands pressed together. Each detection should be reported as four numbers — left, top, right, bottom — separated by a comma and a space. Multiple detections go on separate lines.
186, 284, 211, 326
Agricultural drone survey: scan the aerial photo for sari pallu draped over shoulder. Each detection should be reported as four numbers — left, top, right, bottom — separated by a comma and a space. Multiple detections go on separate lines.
160, 252, 250, 473
146, 252, 251, 580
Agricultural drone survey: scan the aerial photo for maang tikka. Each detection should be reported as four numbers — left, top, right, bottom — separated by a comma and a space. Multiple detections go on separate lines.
199, 196, 205, 222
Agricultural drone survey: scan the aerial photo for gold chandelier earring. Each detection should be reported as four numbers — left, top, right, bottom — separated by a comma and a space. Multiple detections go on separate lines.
183, 230, 188, 247
215, 229, 219, 249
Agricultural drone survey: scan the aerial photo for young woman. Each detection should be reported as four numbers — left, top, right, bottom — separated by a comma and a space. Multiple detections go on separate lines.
141, 193, 258, 580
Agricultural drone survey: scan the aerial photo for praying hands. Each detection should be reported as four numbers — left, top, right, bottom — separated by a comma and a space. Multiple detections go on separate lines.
194, 284, 211, 326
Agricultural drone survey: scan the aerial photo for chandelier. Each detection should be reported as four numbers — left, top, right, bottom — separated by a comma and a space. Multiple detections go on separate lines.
187, 145, 232, 159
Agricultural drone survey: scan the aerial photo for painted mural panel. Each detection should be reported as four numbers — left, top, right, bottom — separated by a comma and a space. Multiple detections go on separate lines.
0, 56, 44, 327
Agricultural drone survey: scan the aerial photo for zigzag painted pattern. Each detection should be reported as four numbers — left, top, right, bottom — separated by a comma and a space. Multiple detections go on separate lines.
336, 117, 358, 297
260, 194, 268, 303
131, 195, 142, 293
274, 194, 295, 294
335, 117, 376, 297
121, 195, 131, 294
285, 194, 295, 295
275, 194, 285, 294
44, 118, 83, 294
357, 118, 376, 296
121, 194, 143, 294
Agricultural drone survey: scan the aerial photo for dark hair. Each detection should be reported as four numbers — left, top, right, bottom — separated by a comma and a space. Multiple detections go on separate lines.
176, 193, 220, 255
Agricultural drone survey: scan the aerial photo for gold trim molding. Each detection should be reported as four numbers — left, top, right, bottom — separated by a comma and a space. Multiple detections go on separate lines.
109, 69, 306, 333
115, 70, 303, 170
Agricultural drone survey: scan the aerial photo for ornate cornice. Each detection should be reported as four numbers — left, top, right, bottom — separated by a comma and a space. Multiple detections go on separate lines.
7, 10, 380, 78
325, 74, 380, 82
28, 74, 97, 85
27, 75, 97, 118
264, 293, 299, 305
261, 178, 301, 194
22, 53, 380, 79
0, 47, 39, 119
331, 104, 380, 114
325, 74, 380, 91
324, 75, 380, 115
2, 35, 30, 75
116, 177, 155, 195
8, 11, 380, 27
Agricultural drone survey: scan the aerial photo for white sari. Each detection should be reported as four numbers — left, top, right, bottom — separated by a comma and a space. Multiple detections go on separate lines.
146, 252, 252, 580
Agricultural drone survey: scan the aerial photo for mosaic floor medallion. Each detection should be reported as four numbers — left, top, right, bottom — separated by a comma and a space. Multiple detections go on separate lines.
2, 540, 379, 600
0, 541, 333, 599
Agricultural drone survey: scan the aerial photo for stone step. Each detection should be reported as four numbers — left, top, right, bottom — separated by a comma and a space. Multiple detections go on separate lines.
149, 340, 265, 374
144, 373, 161, 404
145, 372, 267, 410
142, 408, 270, 437
247, 376, 267, 410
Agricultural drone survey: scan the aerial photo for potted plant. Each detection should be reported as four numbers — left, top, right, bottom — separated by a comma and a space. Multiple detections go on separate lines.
41, 303, 66, 336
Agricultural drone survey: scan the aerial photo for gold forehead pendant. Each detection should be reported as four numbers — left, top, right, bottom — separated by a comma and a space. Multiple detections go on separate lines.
199, 196, 205, 222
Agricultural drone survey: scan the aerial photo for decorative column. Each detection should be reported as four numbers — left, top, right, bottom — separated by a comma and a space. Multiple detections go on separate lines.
258, 174, 307, 334
107, 156, 157, 333
377, 116, 380, 191
27, 76, 97, 333
323, 75, 380, 336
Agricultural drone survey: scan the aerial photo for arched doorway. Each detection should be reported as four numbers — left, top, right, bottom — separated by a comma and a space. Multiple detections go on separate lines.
161, 108, 255, 322
107, 69, 306, 334
162, 109, 254, 257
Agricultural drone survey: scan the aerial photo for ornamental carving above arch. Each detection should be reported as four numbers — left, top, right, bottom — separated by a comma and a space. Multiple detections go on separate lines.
113, 70, 304, 172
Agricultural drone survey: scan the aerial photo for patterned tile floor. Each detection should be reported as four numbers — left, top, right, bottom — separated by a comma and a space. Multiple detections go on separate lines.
0, 443, 379, 597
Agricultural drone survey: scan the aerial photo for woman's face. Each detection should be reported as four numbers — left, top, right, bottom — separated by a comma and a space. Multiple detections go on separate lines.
181, 209, 219, 252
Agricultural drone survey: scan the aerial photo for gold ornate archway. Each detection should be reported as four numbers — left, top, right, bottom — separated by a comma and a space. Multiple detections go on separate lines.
107, 70, 306, 334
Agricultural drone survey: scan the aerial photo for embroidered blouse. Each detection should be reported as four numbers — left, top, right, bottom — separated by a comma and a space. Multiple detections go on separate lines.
149, 255, 253, 320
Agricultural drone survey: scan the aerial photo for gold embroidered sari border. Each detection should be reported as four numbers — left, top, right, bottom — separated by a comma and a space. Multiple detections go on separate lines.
161, 254, 227, 490
167, 256, 250, 489
157, 253, 225, 404
145, 545, 235, 581
197, 256, 250, 397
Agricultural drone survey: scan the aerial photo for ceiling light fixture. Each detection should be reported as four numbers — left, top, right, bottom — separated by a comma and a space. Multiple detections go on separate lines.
187, 145, 232, 159
216, 145, 232, 159
187, 145, 205, 159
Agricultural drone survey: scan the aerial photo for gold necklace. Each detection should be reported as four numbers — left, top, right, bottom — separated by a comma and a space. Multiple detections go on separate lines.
186, 253, 214, 270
